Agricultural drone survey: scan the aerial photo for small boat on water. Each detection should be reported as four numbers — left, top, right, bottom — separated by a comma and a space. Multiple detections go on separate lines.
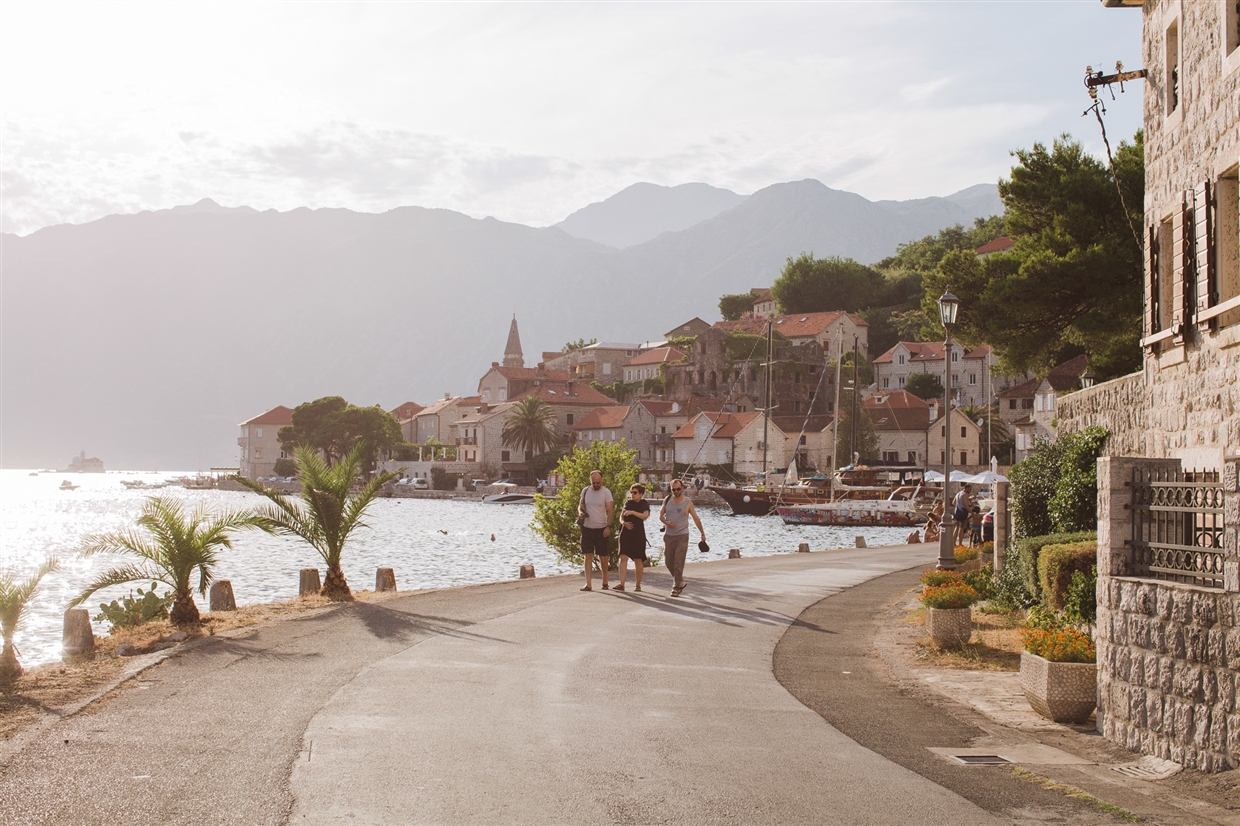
776, 487, 929, 527
481, 482, 535, 504
710, 466, 925, 517
59, 480, 80, 490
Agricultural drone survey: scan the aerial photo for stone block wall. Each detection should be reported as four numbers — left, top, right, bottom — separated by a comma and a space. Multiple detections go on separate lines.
1057, 372, 1149, 457
1095, 455, 1240, 772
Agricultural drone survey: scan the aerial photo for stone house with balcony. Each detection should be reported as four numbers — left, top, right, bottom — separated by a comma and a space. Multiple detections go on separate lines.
622, 346, 686, 384
237, 406, 293, 479
863, 391, 931, 466
544, 342, 644, 382
671, 411, 792, 478
663, 326, 835, 419
414, 395, 480, 445
451, 400, 517, 469
873, 341, 1025, 409
1051, 0, 1240, 772
997, 355, 1091, 460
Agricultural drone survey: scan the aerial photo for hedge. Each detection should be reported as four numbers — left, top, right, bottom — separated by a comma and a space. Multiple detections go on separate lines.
1037, 541, 1097, 611
1011, 531, 1097, 604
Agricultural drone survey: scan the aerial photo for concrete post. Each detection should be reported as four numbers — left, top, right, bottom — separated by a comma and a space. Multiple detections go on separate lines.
797, 543, 810, 553
519, 564, 536, 579
376, 568, 397, 592
855, 536, 866, 548
299, 568, 321, 596
62, 609, 95, 662
209, 580, 236, 612
1222, 454, 1239, 593
728, 548, 741, 559
994, 481, 1009, 573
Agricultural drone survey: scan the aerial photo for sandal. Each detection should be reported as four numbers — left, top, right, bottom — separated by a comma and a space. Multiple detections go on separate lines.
612, 583, 625, 591
580, 585, 592, 591
601, 583, 610, 590
633, 585, 642, 592
671, 583, 685, 597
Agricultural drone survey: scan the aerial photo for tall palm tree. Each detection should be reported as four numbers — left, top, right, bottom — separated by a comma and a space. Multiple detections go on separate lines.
70, 498, 268, 626
237, 444, 397, 601
501, 396, 559, 459
0, 557, 59, 685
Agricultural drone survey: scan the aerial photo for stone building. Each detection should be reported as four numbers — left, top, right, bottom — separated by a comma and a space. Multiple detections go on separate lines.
863, 391, 931, 465
872, 341, 1026, 409
543, 342, 644, 382
716, 311, 869, 357
413, 395, 480, 445
237, 406, 293, 479
671, 411, 791, 477
997, 355, 1091, 460
621, 346, 686, 384
1054, 0, 1240, 772
662, 326, 835, 419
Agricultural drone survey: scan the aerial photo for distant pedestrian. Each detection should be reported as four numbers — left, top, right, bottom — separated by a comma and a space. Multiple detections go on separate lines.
953, 484, 973, 547
578, 470, 614, 591
659, 479, 706, 597
969, 506, 983, 547
614, 483, 650, 592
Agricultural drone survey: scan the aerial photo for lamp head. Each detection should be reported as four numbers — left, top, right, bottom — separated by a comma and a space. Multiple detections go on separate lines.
938, 289, 960, 328
1081, 369, 1096, 388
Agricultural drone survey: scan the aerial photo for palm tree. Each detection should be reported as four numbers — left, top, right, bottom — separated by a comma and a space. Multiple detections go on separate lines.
501, 396, 559, 459
0, 557, 59, 685
70, 497, 268, 626
237, 444, 397, 601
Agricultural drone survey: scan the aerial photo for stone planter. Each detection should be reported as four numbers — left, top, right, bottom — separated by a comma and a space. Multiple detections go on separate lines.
1020, 650, 1096, 724
925, 607, 972, 649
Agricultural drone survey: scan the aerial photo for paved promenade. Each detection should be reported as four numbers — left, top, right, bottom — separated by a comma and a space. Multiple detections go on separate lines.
3, 543, 1224, 825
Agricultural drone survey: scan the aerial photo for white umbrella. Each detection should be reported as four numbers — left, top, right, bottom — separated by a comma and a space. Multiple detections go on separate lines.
965, 470, 1009, 485
926, 470, 975, 483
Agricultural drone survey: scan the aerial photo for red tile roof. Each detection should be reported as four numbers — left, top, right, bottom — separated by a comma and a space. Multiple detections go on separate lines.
390, 401, 424, 420
488, 365, 573, 382
716, 311, 868, 339
997, 377, 1040, 399
241, 405, 294, 426
1048, 354, 1090, 379
521, 383, 615, 406
623, 346, 686, 367
671, 411, 762, 440
974, 236, 1015, 255
751, 287, 771, 300
572, 406, 631, 430
636, 400, 679, 416
862, 390, 929, 410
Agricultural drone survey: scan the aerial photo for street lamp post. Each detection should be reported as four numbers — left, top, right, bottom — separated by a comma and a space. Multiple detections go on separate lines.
938, 289, 960, 570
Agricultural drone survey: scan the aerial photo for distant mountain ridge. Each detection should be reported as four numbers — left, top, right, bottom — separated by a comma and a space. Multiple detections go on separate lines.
2, 180, 1003, 469
556, 182, 748, 248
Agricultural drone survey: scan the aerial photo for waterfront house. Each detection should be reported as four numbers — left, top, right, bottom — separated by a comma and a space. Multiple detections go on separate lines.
414, 395, 480, 446
237, 406, 293, 479
671, 411, 793, 478
863, 391, 931, 465
771, 414, 835, 472
451, 399, 520, 472
1053, 0, 1240, 772
926, 408, 983, 471
872, 341, 1023, 409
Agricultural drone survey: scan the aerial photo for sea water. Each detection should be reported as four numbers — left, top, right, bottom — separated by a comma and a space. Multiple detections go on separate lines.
0, 469, 914, 666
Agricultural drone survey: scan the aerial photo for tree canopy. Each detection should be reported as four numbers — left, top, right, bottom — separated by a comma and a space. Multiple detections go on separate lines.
920, 132, 1143, 379
561, 337, 597, 353
501, 396, 559, 457
278, 396, 404, 473
905, 372, 945, 401
718, 292, 755, 321
770, 254, 885, 314
531, 440, 639, 566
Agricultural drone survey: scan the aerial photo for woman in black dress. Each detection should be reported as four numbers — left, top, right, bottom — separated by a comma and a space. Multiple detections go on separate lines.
614, 483, 650, 592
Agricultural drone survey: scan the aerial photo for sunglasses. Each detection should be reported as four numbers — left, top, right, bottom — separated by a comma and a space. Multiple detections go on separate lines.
671, 486, 683, 492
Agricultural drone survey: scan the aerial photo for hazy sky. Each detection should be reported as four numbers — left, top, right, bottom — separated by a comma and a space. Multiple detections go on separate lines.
1, 1, 1143, 236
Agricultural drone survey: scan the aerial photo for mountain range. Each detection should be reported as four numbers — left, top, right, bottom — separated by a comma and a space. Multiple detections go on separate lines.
1, 179, 1002, 469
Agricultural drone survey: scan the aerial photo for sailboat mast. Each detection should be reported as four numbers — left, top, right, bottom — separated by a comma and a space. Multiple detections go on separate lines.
762, 318, 772, 481
832, 327, 842, 470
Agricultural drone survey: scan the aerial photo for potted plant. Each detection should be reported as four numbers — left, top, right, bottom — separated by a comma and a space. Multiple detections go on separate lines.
1020, 618, 1096, 723
919, 572, 979, 649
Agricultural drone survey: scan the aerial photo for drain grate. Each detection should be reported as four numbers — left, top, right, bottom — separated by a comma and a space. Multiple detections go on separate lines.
1110, 757, 1181, 780
951, 754, 1011, 765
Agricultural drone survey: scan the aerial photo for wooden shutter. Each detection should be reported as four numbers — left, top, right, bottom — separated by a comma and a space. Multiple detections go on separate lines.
1148, 223, 1160, 335
1194, 180, 1215, 328
1171, 194, 1188, 336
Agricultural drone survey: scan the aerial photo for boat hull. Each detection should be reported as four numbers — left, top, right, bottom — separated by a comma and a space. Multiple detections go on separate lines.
776, 503, 925, 527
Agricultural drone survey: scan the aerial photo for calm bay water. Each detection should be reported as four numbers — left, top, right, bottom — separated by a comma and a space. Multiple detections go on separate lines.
0, 469, 913, 666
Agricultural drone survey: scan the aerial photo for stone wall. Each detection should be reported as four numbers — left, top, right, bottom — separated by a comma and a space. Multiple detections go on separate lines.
1057, 372, 1149, 457
1095, 456, 1240, 772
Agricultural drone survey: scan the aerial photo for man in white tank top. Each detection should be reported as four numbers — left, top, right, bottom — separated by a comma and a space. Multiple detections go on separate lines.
659, 479, 706, 597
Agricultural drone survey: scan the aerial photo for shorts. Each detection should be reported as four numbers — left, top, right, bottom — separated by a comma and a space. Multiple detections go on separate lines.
580, 526, 609, 557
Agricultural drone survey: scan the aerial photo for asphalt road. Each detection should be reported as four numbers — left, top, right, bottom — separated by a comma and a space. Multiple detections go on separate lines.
1, 545, 1004, 825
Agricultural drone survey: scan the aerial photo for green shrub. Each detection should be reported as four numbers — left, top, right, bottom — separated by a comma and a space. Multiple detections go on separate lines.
1063, 566, 1098, 627
1009, 426, 1108, 539
920, 569, 962, 588
920, 581, 981, 609
94, 583, 173, 631
1009, 436, 1066, 539
954, 545, 979, 564
962, 565, 994, 601
1013, 531, 1097, 603
1037, 541, 1097, 611
531, 440, 639, 566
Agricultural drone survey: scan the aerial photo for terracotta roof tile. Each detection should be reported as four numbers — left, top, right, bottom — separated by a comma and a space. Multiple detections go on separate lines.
521, 384, 614, 406
623, 347, 686, 367
862, 390, 929, 410
670, 411, 762, 439
974, 236, 1015, 255
390, 401, 424, 420
240, 405, 294, 426
572, 406, 631, 430
715, 310, 868, 339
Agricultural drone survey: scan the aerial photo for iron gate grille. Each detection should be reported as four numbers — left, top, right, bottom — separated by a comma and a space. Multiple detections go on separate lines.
1128, 467, 1224, 588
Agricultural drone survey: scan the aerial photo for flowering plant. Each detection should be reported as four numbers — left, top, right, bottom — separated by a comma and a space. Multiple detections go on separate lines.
920, 581, 981, 610
1022, 626, 1096, 663
919, 569, 962, 588
954, 545, 979, 563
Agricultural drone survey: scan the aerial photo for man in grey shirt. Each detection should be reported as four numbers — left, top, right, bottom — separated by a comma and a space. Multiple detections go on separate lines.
658, 479, 706, 597
578, 470, 614, 591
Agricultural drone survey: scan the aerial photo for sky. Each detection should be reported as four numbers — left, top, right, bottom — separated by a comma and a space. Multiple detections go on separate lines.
0, 1, 1144, 237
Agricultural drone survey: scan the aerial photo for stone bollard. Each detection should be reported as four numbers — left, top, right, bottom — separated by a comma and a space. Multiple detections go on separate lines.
299, 568, 321, 596
519, 564, 536, 579
855, 536, 867, 548
376, 568, 397, 592
62, 609, 95, 662
209, 580, 236, 611
797, 543, 810, 553
728, 548, 741, 559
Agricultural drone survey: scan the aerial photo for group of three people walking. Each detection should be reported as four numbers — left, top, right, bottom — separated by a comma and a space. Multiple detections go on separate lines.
577, 470, 706, 597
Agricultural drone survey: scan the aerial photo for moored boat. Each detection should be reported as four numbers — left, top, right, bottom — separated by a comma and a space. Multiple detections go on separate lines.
776, 496, 926, 527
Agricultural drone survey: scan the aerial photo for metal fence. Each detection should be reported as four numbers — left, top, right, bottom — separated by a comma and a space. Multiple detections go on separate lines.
1128, 466, 1225, 589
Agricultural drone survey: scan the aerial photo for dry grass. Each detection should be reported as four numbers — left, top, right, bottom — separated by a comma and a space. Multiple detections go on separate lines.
912, 605, 1027, 671
0, 588, 394, 741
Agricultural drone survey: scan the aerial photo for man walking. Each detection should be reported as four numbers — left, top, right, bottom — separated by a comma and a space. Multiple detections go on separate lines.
578, 470, 614, 591
952, 483, 973, 548
659, 479, 706, 597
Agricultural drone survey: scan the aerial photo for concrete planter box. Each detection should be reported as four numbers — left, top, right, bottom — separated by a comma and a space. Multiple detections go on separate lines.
1020, 650, 1096, 724
925, 607, 972, 649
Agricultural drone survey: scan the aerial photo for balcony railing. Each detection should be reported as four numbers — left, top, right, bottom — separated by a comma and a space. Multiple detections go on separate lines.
1128, 466, 1225, 589
457, 437, 478, 446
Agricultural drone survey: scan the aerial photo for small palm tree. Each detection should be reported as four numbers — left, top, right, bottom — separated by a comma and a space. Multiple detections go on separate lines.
502, 396, 559, 459
237, 444, 398, 601
70, 497, 268, 626
0, 557, 60, 685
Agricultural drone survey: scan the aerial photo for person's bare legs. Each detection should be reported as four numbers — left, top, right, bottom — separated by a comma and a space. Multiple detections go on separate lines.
582, 553, 595, 590
599, 553, 609, 589
617, 555, 630, 588
634, 559, 643, 590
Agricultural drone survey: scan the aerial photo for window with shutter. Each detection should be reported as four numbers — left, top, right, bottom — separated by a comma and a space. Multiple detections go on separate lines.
1209, 168, 1240, 328
1195, 181, 1214, 330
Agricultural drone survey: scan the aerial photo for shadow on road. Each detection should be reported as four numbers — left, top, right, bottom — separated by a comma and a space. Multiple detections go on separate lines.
606, 573, 835, 633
